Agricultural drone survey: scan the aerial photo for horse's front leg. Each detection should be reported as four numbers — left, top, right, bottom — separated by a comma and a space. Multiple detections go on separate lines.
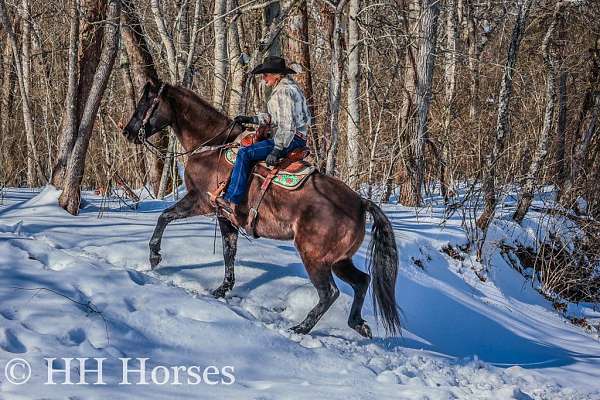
212, 216, 239, 298
149, 191, 199, 269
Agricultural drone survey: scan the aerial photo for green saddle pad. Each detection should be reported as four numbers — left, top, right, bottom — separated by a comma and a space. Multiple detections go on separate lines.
225, 147, 315, 190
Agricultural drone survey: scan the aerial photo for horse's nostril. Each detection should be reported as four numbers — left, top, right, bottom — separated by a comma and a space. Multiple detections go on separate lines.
117, 121, 124, 130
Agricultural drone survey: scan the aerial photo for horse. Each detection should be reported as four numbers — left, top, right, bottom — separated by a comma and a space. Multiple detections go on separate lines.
122, 80, 401, 338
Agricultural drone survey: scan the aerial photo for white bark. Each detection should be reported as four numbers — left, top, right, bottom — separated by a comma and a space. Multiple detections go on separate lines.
0, 0, 41, 186
513, 1, 576, 223
227, 0, 245, 115
325, 0, 349, 176
212, 0, 228, 109
477, 0, 533, 231
345, 0, 361, 189
413, 0, 441, 205
150, 0, 178, 82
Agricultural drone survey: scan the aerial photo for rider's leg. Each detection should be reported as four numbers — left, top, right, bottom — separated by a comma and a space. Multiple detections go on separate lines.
224, 140, 275, 204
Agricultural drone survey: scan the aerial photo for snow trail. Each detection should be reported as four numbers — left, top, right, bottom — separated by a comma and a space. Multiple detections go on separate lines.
0, 186, 598, 399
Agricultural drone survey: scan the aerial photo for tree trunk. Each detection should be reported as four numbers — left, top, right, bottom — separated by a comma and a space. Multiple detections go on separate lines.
345, 0, 360, 189
324, 0, 348, 176
477, 0, 533, 231
561, 42, 600, 206
149, 0, 180, 198
0, 15, 17, 152
412, 0, 440, 206
227, 0, 246, 115
182, 0, 202, 88
150, 0, 177, 81
52, 0, 106, 187
285, 0, 318, 162
240, 0, 299, 114
59, 0, 120, 215
441, 0, 459, 202
0, 0, 40, 186
212, 0, 228, 109
121, 0, 164, 196
397, 0, 419, 205
513, 1, 571, 223
264, 1, 282, 57
554, 68, 568, 191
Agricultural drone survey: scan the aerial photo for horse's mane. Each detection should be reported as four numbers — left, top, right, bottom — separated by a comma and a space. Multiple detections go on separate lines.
167, 84, 231, 124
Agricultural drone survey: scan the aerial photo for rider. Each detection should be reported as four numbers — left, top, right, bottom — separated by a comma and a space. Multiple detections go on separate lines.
216, 56, 311, 214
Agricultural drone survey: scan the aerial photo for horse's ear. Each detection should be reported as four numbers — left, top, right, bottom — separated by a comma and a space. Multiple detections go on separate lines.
147, 76, 161, 91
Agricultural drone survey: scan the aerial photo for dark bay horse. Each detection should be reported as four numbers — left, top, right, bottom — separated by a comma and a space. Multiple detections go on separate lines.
122, 80, 401, 338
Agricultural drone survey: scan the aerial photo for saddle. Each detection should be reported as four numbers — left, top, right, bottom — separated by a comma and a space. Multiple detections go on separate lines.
210, 131, 316, 238
226, 132, 315, 190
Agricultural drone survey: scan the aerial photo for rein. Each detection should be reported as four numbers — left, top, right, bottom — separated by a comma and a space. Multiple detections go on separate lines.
136, 83, 238, 160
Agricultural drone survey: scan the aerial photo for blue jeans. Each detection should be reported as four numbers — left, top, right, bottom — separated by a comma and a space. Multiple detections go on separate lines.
224, 136, 306, 204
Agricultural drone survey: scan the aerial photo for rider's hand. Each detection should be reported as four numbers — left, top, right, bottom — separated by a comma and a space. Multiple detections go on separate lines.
266, 148, 282, 167
233, 115, 258, 125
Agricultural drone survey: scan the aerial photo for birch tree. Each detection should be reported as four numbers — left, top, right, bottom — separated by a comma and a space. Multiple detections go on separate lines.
513, 1, 577, 223
345, 0, 361, 189
324, 0, 348, 176
213, 0, 228, 109
477, 0, 533, 232
412, 0, 440, 206
0, 0, 43, 186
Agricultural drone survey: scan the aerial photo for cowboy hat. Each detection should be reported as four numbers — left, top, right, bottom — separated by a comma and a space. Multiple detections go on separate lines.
250, 56, 296, 75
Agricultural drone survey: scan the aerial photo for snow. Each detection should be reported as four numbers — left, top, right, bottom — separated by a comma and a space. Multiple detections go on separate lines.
0, 186, 598, 399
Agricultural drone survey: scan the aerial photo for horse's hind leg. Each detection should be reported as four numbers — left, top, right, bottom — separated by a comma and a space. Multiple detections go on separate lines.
332, 259, 372, 338
212, 217, 238, 298
149, 191, 198, 269
290, 264, 339, 335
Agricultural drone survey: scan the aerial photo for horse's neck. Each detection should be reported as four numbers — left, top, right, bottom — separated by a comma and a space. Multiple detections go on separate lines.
169, 89, 240, 151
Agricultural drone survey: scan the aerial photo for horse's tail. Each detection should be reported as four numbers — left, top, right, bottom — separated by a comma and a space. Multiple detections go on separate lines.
363, 199, 401, 336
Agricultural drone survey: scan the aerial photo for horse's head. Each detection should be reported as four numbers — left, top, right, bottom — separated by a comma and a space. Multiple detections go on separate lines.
122, 80, 173, 144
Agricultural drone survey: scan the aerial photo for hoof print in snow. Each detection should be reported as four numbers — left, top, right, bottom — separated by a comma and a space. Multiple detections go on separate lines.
127, 270, 147, 286
0, 329, 27, 354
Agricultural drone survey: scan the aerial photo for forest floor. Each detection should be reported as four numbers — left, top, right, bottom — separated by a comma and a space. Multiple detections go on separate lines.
0, 186, 598, 399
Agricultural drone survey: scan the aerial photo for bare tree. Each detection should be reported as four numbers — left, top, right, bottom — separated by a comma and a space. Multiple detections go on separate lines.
285, 0, 318, 159
513, 1, 576, 223
52, 0, 106, 187
121, 0, 165, 197
412, 0, 441, 205
213, 0, 228, 109
441, 0, 459, 202
0, 0, 43, 186
562, 39, 600, 207
477, 0, 533, 231
228, 0, 246, 115
345, 0, 360, 189
58, 0, 121, 215
324, 0, 348, 176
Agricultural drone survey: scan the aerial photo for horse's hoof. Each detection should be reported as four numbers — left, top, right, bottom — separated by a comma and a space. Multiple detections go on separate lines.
211, 286, 229, 298
352, 322, 373, 339
289, 324, 310, 335
149, 252, 162, 269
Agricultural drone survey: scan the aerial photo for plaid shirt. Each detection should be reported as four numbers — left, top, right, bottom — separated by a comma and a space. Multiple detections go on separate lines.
256, 77, 311, 150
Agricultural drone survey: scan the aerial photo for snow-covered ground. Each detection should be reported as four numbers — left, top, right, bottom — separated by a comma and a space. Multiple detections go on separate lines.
0, 186, 598, 399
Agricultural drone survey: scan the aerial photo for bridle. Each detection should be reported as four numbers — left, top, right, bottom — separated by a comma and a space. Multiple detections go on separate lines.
137, 82, 166, 145
135, 82, 238, 160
